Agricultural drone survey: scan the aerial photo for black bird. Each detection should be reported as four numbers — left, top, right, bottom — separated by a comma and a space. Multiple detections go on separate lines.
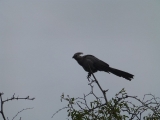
72, 52, 134, 81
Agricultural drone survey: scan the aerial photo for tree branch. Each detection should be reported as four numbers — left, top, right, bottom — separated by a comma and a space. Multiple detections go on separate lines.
0, 93, 35, 120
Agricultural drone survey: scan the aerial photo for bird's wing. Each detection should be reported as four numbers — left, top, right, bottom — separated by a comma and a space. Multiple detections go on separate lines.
80, 56, 95, 72
83, 55, 110, 72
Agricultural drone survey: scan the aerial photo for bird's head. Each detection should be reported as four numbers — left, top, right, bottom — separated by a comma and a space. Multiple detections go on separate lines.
72, 52, 83, 59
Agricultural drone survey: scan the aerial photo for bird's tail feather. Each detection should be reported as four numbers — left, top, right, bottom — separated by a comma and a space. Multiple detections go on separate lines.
108, 67, 134, 81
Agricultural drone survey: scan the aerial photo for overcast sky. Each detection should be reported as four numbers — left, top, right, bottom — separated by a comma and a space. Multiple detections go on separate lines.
0, 1, 160, 120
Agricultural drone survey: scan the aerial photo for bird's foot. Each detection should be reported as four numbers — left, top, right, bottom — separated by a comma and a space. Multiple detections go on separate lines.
87, 73, 91, 81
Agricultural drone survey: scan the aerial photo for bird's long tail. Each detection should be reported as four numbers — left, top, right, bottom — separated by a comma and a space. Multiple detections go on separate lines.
108, 67, 134, 81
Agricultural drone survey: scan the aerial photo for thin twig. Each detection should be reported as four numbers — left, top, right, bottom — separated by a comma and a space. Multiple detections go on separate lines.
12, 107, 34, 120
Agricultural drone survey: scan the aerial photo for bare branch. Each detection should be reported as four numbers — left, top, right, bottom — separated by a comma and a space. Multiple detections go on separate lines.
0, 93, 35, 120
51, 107, 68, 118
12, 107, 34, 120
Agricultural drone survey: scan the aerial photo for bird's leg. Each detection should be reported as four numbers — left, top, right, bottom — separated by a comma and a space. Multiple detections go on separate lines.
87, 72, 91, 81
87, 72, 91, 78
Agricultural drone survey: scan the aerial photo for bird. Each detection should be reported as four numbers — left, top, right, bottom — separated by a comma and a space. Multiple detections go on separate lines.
72, 52, 134, 81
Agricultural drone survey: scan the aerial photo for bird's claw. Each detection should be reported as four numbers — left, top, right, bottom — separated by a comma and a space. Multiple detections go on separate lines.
87, 73, 91, 81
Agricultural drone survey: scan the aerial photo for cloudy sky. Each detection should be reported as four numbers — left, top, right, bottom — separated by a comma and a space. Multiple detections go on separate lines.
0, 0, 160, 120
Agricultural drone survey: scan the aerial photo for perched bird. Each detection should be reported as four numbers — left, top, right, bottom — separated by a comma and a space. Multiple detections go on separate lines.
72, 52, 134, 81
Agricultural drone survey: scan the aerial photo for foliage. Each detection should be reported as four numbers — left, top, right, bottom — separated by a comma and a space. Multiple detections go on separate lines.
52, 73, 160, 120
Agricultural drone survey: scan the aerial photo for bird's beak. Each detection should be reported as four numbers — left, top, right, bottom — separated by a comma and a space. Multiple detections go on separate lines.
72, 55, 75, 59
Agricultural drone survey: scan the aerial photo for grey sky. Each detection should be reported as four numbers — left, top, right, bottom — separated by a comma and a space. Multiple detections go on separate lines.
0, 1, 160, 120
